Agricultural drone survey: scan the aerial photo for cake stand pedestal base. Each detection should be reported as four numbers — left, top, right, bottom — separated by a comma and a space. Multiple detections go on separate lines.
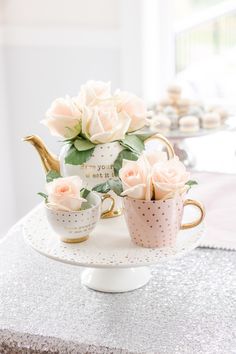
81, 267, 151, 293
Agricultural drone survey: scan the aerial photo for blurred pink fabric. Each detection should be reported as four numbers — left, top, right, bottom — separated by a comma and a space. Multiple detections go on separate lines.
189, 171, 236, 250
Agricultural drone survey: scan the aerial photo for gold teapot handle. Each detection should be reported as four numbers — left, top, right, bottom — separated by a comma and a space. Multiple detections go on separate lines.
101, 194, 117, 219
144, 133, 175, 159
181, 199, 205, 230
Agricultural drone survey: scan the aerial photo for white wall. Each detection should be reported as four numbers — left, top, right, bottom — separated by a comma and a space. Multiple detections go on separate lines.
0, 0, 144, 233
0, 46, 15, 236
2, 0, 120, 27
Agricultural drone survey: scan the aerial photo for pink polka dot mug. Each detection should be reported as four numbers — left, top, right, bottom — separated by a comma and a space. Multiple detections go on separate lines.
123, 195, 205, 248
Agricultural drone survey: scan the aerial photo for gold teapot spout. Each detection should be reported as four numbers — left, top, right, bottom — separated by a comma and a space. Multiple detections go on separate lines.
23, 135, 60, 174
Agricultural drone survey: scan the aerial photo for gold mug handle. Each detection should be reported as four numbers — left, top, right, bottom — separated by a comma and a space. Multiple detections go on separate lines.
181, 199, 205, 230
144, 133, 175, 160
101, 194, 116, 219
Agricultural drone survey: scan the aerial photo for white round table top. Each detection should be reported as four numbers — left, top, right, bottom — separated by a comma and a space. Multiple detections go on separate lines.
23, 205, 205, 268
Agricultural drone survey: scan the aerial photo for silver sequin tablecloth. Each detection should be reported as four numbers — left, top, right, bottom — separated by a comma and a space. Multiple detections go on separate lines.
0, 224, 236, 354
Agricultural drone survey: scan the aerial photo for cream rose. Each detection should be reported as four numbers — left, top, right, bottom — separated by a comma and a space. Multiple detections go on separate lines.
78, 80, 111, 106
42, 97, 81, 138
119, 156, 152, 200
82, 103, 130, 144
115, 90, 147, 132
152, 157, 190, 200
46, 176, 86, 211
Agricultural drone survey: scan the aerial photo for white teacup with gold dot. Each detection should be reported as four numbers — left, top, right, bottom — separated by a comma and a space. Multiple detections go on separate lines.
45, 192, 114, 243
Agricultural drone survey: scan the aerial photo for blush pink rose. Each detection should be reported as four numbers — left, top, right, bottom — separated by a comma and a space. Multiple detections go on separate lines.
82, 103, 130, 144
78, 80, 111, 106
46, 176, 86, 211
119, 156, 153, 200
152, 157, 190, 200
42, 97, 81, 138
115, 90, 147, 132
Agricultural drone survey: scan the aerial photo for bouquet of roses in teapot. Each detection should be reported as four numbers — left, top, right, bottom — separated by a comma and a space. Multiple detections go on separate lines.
24, 80, 174, 217
24, 80, 173, 186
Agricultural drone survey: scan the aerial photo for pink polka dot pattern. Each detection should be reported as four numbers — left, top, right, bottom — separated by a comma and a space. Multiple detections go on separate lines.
123, 196, 184, 248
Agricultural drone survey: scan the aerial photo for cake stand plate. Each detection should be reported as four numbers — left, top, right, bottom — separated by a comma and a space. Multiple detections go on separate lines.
23, 205, 205, 293
146, 118, 236, 167
167, 120, 236, 167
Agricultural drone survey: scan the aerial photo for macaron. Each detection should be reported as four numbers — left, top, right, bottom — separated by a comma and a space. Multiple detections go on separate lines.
167, 85, 182, 103
177, 98, 191, 116
179, 116, 199, 132
150, 114, 171, 133
209, 106, 228, 122
202, 113, 221, 129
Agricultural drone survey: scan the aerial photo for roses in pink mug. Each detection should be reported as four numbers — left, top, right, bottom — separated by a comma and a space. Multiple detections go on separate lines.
93, 150, 205, 248
119, 151, 190, 201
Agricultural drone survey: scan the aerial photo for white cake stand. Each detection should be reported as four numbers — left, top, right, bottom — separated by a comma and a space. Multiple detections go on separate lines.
146, 119, 236, 167
23, 205, 205, 293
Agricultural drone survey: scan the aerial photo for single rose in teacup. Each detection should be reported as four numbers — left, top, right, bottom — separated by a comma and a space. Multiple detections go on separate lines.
152, 157, 190, 200
119, 156, 153, 200
115, 90, 147, 132
81, 103, 130, 144
46, 176, 86, 211
42, 97, 81, 138
78, 80, 111, 106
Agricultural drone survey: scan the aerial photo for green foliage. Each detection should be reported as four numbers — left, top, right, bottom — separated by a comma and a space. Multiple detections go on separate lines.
92, 181, 111, 194
37, 192, 48, 203
186, 180, 198, 187
46, 170, 62, 183
129, 132, 155, 142
186, 180, 198, 192
113, 149, 139, 176
80, 188, 90, 199
92, 178, 123, 196
64, 122, 81, 139
65, 145, 95, 165
120, 134, 145, 154
74, 138, 95, 151
108, 179, 123, 196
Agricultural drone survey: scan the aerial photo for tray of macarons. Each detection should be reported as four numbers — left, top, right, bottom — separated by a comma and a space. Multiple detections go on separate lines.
147, 85, 233, 139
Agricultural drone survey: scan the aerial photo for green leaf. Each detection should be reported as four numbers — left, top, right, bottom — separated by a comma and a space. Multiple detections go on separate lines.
74, 138, 95, 151
37, 192, 48, 202
120, 134, 145, 154
132, 132, 156, 142
186, 180, 198, 187
92, 181, 111, 194
113, 149, 139, 176
80, 188, 90, 199
108, 179, 123, 196
92, 179, 123, 196
64, 122, 81, 139
65, 145, 95, 165
185, 180, 198, 192
46, 170, 62, 183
